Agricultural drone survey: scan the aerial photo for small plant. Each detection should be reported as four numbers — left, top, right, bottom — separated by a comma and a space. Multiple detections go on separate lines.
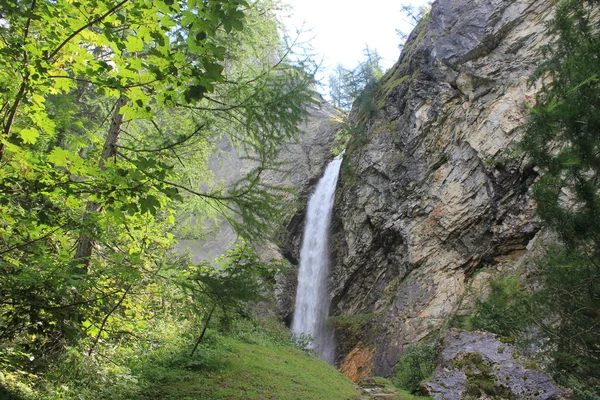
450, 352, 516, 399
328, 313, 371, 336
393, 341, 437, 394
466, 274, 533, 339
291, 332, 316, 355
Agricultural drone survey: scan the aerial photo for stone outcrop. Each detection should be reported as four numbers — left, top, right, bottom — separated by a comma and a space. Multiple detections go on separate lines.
314, 0, 556, 376
425, 329, 569, 400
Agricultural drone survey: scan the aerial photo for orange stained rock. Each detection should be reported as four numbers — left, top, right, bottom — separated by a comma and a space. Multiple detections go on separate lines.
339, 344, 374, 382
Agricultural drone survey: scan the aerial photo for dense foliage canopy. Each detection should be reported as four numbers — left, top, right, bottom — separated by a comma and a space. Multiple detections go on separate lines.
0, 0, 316, 396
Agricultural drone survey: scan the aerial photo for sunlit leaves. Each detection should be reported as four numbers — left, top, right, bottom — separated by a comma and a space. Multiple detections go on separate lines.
0, 0, 251, 151
0, 0, 315, 376
48, 147, 82, 167
17, 128, 39, 144
124, 36, 144, 53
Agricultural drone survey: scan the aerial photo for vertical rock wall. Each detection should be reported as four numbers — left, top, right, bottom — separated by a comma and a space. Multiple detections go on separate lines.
328, 0, 554, 376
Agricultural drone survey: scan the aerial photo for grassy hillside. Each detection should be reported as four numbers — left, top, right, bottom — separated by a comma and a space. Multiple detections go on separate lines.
134, 337, 360, 400
1, 317, 360, 400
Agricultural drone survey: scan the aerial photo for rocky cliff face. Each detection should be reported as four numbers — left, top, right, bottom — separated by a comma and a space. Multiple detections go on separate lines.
319, 0, 554, 377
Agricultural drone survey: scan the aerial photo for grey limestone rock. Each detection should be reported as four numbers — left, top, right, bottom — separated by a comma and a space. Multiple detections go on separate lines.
425, 329, 569, 400
323, 0, 555, 375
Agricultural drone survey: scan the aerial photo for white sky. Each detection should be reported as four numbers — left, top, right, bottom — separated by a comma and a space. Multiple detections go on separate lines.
279, 0, 431, 88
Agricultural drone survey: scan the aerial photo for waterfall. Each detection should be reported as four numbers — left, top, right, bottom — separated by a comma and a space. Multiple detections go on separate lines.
292, 155, 342, 363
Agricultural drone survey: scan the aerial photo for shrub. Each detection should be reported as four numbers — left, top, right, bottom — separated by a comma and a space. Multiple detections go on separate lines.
533, 246, 600, 399
394, 341, 437, 394
467, 274, 533, 339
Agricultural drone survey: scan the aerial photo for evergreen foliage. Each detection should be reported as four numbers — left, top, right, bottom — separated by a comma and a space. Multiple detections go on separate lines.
533, 246, 600, 398
396, 3, 431, 47
518, 0, 600, 396
466, 275, 532, 338
328, 47, 383, 112
454, 2, 600, 397
521, 0, 600, 250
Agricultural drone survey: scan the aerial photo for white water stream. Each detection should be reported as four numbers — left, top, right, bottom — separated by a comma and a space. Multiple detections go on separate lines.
292, 155, 343, 363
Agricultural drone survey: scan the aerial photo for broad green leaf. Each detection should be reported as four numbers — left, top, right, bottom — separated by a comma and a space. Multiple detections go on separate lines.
18, 128, 39, 144
204, 62, 224, 81
140, 195, 161, 215
125, 35, 144, 53
48, 147, 83, 168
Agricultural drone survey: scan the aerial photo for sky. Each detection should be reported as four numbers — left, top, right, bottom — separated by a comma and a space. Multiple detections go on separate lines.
278, 0, 432, 89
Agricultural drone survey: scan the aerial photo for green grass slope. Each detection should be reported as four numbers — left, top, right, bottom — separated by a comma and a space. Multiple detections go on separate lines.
135, 337, 359, 400
1, 320, 360, 399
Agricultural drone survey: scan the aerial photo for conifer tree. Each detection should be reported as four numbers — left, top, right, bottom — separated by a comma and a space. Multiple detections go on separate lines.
521, 0, 600, 394
522, 0, 600, 250
328, 47, 383, 111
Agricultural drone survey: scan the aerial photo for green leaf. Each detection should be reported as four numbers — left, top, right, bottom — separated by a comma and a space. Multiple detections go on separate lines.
18, 128, 39, 144
181, 11, 195, 27
140, 195, 161, 215
223, 20, 232, 33
125, 35, 144, 53
48, 147, 80, 167
184, 85, 206, 103
204, 62, 224, 81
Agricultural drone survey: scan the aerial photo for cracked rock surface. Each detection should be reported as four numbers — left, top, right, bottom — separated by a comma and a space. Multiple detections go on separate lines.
283, 0, 557, 376
425, 329, 569, 400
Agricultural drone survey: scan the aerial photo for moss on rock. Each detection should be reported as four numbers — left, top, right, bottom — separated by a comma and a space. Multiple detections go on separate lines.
451, 352, 517, 400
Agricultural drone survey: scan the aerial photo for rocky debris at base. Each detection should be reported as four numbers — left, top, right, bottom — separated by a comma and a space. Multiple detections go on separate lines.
425, 329, 571, 400
356, 377, 400, 399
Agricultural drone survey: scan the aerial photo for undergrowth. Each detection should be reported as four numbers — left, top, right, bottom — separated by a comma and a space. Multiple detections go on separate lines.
454, 247, 600, 399
455, 274, 532, 339
0, 315, 358, 400
393, 341, 437, 395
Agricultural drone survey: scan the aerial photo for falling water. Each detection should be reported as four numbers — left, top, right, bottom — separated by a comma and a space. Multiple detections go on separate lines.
292, 155, 343, 363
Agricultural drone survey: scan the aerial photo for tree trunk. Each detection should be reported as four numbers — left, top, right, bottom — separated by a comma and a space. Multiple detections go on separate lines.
74, 96, 126, 270
191, 303, 217, 356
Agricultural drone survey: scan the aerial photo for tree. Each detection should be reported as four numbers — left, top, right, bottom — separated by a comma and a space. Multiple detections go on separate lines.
0, 0, 315, 371
396, 2, 431, 49
183, 240, 282, 356
328, 46, 383, 112
522, 0, 600, 250
520, 0, 600, 395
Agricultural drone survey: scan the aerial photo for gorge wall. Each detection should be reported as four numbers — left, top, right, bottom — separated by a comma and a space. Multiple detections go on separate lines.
282, 0, 556, 379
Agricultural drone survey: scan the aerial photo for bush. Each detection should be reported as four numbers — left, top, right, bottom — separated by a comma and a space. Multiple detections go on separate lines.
533, 246, 600, 399
393, 342, 437, 394
467, 274, 533, 339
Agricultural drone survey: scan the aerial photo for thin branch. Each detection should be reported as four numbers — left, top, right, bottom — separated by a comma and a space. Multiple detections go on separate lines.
44, 289, 124, 310
23, 0, 37, 65
190, 303, 217, 356
0, 224, 68, 256
116, 150, 231, 202
88, 284, 132, 356
117, 124, 206, 153
47, 0, 130, 62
